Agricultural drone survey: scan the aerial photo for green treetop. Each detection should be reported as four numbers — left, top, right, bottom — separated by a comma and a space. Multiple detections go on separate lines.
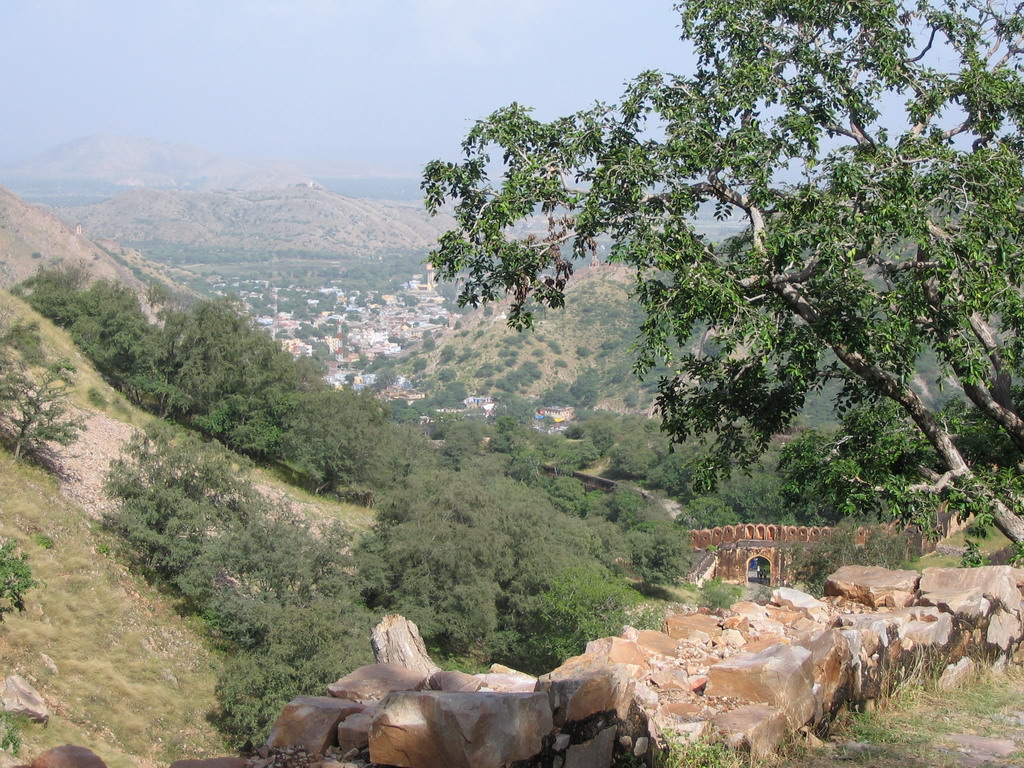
423, 0, 1024, 544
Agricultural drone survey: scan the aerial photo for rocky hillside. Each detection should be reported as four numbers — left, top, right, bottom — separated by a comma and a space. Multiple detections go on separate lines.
56, 186, 452, 256
0, 186, 144, 291
401, 263, 667, 412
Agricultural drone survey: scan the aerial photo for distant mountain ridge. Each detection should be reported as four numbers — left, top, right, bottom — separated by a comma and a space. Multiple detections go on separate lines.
5, 135, 313, 192
58, 185, 452, 255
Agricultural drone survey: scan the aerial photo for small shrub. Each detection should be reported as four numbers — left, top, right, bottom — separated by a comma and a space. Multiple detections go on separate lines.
0, 711, 25, 755
87, 388, 108, 408
33, 534, 54, 550
0, 540, 36, 620
662, 737, 742, 768
698, 578, 741, 611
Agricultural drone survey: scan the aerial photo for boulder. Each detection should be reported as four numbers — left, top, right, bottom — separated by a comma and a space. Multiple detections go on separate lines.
327, 663, 425, 700
772, 588, 830, 622
2, 675, 48, 724
712, 704, 788, 759
798, 629, 852, 721
368, 691, 552, 768
370, 615, 440, 676
425, 670, 483, 693
564, 726, 616, 768
337, 711, 374, 751
902, 613, 953, 648
32, 747, 107, 768
474, 671, 537, 692
664, 613, 722, 640
938, 657, 975, 691
986, 609, 1021, 651
635, 630, 678, 658
916, 587, 991, 621
919, 567, 1023, 616
584, 637, 648, 670
837, 612, 910, 647
266, 696, 365, 752
537, 659, 634, 725
824, 565, 920, 609
705, 644, 816, 726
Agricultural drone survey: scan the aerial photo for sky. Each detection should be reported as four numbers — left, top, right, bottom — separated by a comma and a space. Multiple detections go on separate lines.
1, 1, 692, 176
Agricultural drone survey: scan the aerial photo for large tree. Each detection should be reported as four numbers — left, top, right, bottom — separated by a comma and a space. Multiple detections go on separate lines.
423, 1, 1024, 543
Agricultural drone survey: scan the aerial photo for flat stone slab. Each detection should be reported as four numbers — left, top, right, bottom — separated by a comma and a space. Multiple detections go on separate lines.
948, 733, 1018, 758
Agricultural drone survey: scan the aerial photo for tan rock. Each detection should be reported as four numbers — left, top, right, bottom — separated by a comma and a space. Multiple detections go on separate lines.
370, 615, 440, 676
743, 636, 790, 653
368, 691, 552, 768
713, 704, 788, 759
664, 613, 722, 640
798, 629, 852, 721
337, 712, 374, 751
986, 608, 1021, 651
537, 660, 634, 725
824, 565, 920, 609
902, 613, 952, 647
837, 612, 910, 647
266, 697, 366, 752
425, 670, 483, 692
32, 746, 107, 768
919, 566, 1022, 616
649, 670, 689, 690
773, 587, 830, 622
474, 671, 537, 692
938, 657, 975, 691
916, 587, 991, 621
705, 644, 816, 726
327, 664, 425, 700
670, 719, 711, 743
3, 675, 48, 724
585, 637, 648, 669
636, 630, 678, 658
564, 726, 616, 768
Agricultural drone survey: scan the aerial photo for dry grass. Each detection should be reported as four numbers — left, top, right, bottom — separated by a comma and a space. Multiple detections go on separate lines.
0, 453, 226, 768
776, 665, 1024, 768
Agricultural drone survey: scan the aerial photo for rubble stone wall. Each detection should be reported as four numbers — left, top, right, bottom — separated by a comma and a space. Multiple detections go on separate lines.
16, 566, 1024, 768
252, 565, 1024, 768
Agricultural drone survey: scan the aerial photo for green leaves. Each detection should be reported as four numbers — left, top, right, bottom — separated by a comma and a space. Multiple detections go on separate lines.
425, 0, 1024, 538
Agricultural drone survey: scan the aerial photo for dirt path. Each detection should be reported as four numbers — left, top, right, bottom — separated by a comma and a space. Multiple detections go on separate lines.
48, 409, 140, 520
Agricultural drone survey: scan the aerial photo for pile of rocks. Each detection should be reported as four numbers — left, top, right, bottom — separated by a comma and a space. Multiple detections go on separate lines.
10, 564, 1024, 768
255, 565, 1024, 767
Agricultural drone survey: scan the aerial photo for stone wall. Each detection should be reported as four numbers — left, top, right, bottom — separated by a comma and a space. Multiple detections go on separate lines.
14, 566, 1023, 768
250, 565, 1024, 768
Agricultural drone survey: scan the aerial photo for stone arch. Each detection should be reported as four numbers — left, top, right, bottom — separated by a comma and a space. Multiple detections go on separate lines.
747, 555, 771, 584
767, 524, 779, 540
756, 524, 767, 540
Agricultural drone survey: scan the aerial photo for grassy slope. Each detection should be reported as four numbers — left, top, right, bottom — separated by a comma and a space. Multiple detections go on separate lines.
0, 290, 373, 765
405, 263, 664, 411
0, 455, 225, 767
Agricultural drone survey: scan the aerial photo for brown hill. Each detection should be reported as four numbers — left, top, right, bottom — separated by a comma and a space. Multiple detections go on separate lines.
0, 185, 144, 290
8, 135, 312, 191
58, 186, 452, 255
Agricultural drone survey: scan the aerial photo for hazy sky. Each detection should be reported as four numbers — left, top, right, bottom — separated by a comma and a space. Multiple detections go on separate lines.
1, 1, 691, 175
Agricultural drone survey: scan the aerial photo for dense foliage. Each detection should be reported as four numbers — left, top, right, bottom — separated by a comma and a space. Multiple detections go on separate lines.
423, 0, 1024, 546
105, 423, 376, 742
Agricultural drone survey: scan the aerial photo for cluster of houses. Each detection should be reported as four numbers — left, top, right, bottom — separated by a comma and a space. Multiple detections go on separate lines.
208, 272, 579, 426
208, 271, 450, 375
